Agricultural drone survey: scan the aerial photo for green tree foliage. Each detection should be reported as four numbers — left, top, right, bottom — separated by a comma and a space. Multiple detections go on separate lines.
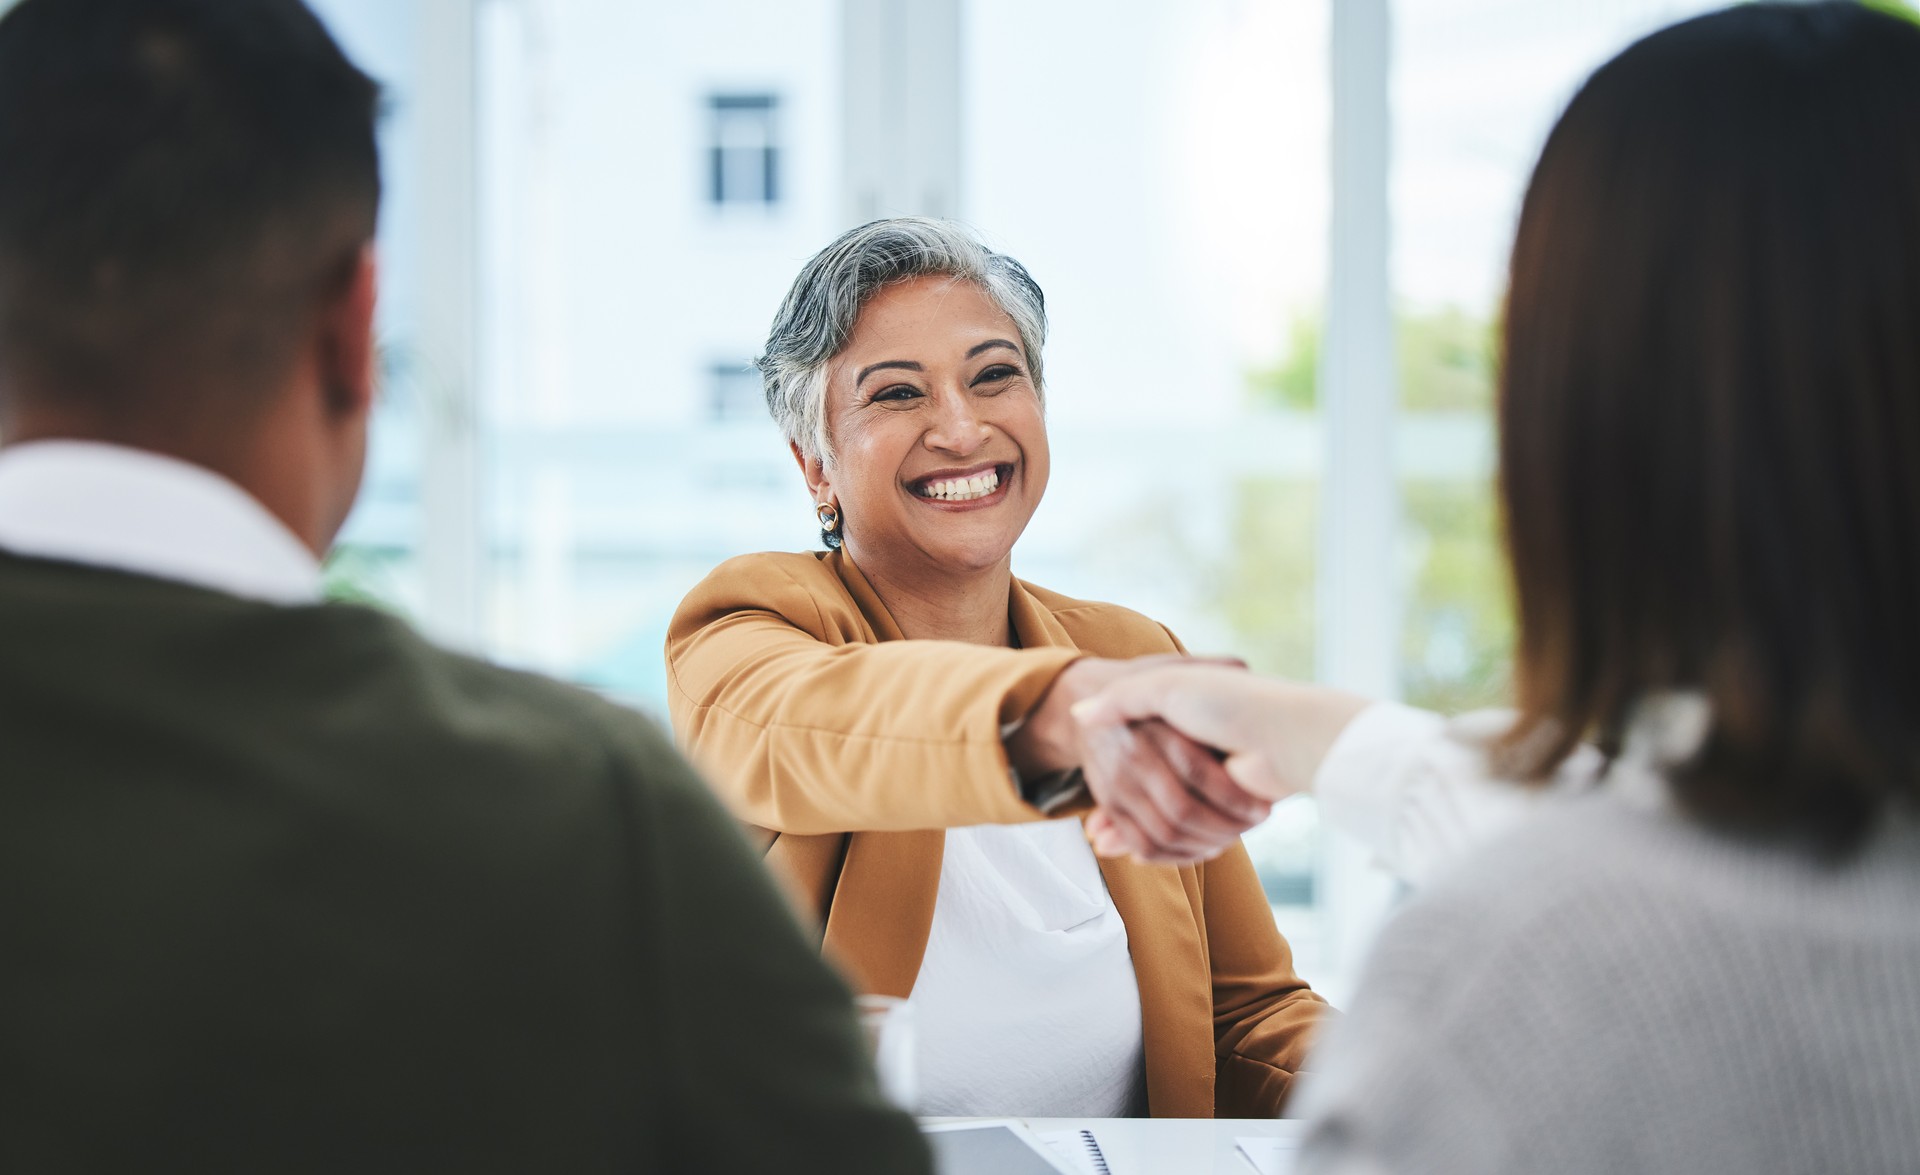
1225, 305, 1512, 711
1246, 304, 1499, 413
1400, 479, 1513, 712
1246, 317, 1321, 412
1396, 306, 1497, 411
1216, 477, 1318, 680
1862, 0, 1919, 26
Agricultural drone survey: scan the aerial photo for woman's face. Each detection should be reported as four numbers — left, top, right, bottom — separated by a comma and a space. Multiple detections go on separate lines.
801, 275, 1050, 581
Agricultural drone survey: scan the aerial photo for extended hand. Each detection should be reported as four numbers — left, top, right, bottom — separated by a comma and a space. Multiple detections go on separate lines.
1071, 662, 1372, 804
1008, 656, 1273, 865
1079, 715, 1272, 864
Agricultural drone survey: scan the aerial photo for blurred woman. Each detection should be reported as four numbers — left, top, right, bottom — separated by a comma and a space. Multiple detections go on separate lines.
666, 218, 1328, 1118
1076, 4, 1920, 1170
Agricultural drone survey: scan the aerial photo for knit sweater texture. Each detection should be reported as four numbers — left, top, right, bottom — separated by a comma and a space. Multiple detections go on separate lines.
1295, 785, 1920, 1174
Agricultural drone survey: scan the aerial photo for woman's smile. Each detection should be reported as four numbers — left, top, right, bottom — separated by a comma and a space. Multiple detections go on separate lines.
907, 461, 1017, 508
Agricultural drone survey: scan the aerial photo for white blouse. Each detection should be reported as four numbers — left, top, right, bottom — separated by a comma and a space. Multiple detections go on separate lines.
907, 818, 1146, 1118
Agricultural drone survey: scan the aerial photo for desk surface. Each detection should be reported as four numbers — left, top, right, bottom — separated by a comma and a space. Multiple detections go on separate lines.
923, 1117, 1304, 1175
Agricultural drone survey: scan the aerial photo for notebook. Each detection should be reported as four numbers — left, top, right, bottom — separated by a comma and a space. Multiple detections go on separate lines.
920, 1121, 1074, 1174
1036, 1128, 1111, 1175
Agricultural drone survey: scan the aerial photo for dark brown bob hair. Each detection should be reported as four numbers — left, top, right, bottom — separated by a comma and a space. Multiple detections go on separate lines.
1500, 2, 1920, 850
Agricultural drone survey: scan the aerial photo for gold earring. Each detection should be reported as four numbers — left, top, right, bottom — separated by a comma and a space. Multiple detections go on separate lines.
815, 501, 841, 534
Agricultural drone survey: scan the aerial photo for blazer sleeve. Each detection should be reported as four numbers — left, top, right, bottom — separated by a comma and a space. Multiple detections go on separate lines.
1202, 843, 1334, 1117
665, 557, 1082, 834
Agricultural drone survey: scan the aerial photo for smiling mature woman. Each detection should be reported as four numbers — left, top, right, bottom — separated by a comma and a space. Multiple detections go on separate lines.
664, 218, 1331, 1119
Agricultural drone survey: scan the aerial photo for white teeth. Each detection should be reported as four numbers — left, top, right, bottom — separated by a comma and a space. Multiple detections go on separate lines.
920, 468, 1001, 501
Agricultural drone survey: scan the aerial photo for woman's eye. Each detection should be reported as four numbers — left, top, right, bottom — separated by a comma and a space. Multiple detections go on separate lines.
973, 365, 1021, 386
872, 385, 920, 404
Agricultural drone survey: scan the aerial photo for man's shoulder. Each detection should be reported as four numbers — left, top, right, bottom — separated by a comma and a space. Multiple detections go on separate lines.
332, 606, 685, 784
1017, 578, 1183, 656
0, 555, 687, 816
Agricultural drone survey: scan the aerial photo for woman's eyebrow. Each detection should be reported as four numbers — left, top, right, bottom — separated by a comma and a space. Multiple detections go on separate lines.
856, 359, 923, 386
966, 339, 1020, 360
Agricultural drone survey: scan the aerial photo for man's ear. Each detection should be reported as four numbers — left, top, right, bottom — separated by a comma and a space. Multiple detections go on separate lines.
319, 243, 379, 419
791, 439, 833, 504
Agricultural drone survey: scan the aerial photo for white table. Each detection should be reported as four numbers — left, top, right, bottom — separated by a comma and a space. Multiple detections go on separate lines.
922, 1116, 1305, 1175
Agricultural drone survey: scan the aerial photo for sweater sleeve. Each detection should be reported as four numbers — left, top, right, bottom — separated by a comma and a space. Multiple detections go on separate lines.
1199, 843, 1333, 1116
665, 557, 1081, 833
627, 723, 934, 1175
1314, 703, 1605, 887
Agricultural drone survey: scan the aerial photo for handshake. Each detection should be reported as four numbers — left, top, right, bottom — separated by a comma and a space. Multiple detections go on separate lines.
1006, 657, 1370, 865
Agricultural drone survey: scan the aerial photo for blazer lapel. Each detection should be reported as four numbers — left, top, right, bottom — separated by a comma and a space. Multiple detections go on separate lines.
822, 829, 945, 998
1008, 576, 1074, 650
1099, 855, 1216, 1117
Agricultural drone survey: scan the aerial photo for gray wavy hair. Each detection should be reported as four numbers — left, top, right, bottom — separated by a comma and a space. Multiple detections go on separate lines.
758, 217, 1049, 469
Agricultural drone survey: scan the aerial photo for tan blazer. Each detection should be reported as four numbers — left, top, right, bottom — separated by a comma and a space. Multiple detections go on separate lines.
665, 549, 1329, 1118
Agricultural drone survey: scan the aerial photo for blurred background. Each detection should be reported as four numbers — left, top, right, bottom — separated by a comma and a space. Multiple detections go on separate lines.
302, 0, 1744, 1001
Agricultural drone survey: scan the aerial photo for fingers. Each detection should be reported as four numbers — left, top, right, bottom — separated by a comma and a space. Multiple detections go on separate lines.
1070, 663, 1244, 748
1080, 720, 1269, 865
1136, 721, 1271, 827
1081, 721, 1210, 860
1223, 751, 1287, 800
1183, 655, 1251, 671
1119, 652, 1249, 673
1120, 722, 1267, 862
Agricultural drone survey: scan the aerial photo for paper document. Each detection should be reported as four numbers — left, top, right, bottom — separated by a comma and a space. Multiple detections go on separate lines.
1235, 1135, 1301, 1175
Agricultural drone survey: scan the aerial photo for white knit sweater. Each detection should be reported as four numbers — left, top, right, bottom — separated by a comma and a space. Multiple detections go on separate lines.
1294, 780, 1920, 1174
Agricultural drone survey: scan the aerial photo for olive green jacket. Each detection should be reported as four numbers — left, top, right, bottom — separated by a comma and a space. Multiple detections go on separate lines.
0, 552, 928, 1174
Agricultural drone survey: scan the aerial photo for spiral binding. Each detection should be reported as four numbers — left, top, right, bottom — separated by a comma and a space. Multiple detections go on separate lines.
1078, 1129, 1112, 1175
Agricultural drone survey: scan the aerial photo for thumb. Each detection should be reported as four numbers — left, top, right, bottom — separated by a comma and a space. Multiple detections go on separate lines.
1071, 664, 1265, 756
1069, 672, 1172, 730
1224, 751, 1292, 802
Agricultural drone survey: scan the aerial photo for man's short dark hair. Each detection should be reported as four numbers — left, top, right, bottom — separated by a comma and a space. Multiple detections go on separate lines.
0, 0, 381, 414
1499, 2, 1920, 851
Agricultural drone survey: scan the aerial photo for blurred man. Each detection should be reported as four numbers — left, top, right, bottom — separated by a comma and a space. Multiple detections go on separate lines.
0, 2, 928, 1170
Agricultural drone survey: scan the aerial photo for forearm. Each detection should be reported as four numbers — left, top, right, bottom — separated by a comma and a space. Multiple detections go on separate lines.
1070, 667, 1371, 803
1235, 678, 1375, 797
668, 619, 1079, 833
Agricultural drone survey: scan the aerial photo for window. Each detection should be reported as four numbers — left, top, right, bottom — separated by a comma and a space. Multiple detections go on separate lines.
709, 360, 764, 422
344, 0, 1757, 1005
707, 93, 780, 207
1390, 0, 1726, 721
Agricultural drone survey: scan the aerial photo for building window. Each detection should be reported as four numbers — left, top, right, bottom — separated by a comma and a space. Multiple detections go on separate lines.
708, 94, 780, 206
709, 360, 764, 421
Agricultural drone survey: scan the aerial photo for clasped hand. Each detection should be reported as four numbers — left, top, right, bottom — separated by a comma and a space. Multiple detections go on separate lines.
1009, 657, 1369, 865
1007, 656, 1271, 865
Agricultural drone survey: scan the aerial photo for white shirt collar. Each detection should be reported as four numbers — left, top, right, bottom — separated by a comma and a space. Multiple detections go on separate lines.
0, 440, 323, 605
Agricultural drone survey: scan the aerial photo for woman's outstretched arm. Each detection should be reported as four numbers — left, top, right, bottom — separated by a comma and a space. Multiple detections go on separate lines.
1076, 663, 1602, 884
667, 556, 1079, 834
